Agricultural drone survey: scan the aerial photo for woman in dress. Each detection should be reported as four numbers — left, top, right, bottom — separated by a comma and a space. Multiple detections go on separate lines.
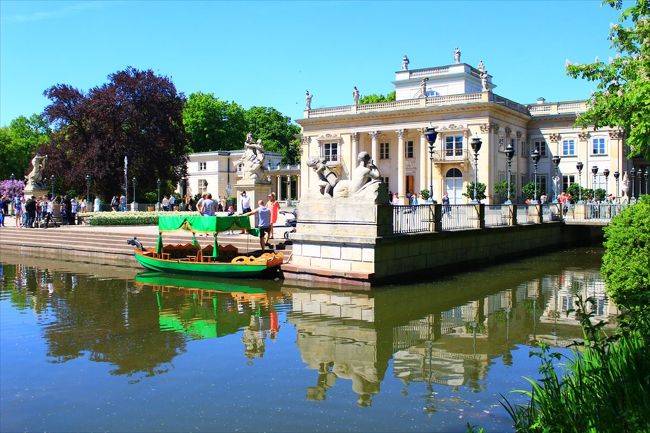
266, 192, 280, 239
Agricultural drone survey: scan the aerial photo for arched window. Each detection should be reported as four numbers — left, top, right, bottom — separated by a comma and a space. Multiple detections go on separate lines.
446, 168, 462, 178
445, 168, 463, 204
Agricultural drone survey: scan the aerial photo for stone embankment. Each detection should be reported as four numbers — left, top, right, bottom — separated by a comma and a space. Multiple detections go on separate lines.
0, 222, 290, 268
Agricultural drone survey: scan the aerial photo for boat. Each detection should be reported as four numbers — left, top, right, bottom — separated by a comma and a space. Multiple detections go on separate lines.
130, 215, 284, 277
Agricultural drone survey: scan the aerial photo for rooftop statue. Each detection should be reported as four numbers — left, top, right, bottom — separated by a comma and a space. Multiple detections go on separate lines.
305, 90, 313, 110
402, 55, 409, 71
352, 86, 360, 106
420, 77, 428, 98
481, 70, 489, 91
478, 60, 485, 72
454, 47, 461, 64
234, 133, 266, 182
26, 153, 47, 190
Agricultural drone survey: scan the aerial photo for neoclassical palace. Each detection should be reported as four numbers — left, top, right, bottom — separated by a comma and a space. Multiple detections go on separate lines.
297, 55, 639, 204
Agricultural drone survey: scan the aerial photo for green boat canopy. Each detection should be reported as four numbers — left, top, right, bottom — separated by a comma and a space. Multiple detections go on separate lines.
158, 215, 253, 233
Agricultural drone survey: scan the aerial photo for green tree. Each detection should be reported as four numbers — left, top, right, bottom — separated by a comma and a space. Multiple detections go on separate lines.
244, 106, 301, 164
566, 0, 650, 160
522, 181, 547, 200
0, 114, 50, 180
183, 92, 246, 153
462, 182, 486, 201
601, 195, 650, 311
359, 91, 396, 105
493, 180, 512, 202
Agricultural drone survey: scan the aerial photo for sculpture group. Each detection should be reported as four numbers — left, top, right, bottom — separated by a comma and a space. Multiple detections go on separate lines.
26, 153, 47, 190
307, 151, 382, 201
235, 133, 267, 181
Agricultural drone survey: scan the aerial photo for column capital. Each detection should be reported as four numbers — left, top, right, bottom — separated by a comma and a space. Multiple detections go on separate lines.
505, 127, 512, 136
369, 131, 379, 139
396, 129, 405, 139
350, 132, 359, 142
549, 133, 561, 143
609, 129, 625, 140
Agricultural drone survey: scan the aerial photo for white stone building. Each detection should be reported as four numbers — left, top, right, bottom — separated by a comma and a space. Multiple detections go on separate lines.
297, 57, 640, 204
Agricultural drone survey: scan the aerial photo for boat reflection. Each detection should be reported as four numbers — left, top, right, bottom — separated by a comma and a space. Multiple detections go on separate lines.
284, 266, 618, 407
134, 272, 287, 358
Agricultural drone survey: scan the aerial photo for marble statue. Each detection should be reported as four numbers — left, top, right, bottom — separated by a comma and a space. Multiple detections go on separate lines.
481, 70, 489, 91
454, 47, 461, 64
420, 77, 428, 98
332, 151, 382, 199
235, 133, 266, 181
352, 86, 360, 106
307, 157, 339, 196
478, 60, 485, 72
401, 55, 409, 71
26, 153, 47, 190
305, 90, 313, 110
621, 171, 630, 203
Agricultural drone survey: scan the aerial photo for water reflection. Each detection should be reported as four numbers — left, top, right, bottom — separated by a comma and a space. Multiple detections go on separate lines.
0, 249, 616, 431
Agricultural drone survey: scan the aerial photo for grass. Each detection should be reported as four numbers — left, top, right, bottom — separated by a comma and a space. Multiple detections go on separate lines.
500, 297, 650, 433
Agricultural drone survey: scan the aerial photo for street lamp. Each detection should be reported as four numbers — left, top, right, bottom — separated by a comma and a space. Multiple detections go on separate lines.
645, 168, 650, 196
10, 173, 15, 181
132, 176, 137, 210
552, 154, 561, 203
603, 168, 610, 198
505, 143, 515, 204
156, 178, 161, 210
614, 171, 620, 201
424, 127, 438, 201
471, 136, 482, 203
592, 166, 599, 200
531, 148, 540, 203
85, 175, 91, 205
50, 174, 55, 198
576, 161, 584, 202
630, 168, 636, 200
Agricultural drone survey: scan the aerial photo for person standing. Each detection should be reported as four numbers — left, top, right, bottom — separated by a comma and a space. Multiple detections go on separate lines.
70, 198, 77, 225
44, 196, 58, 228
0, 196, 5, 227
25, 195, 37, 228
267, 192, 280, 239
93, 196, 101, 213
202, 193, 216, 216
196, 193, 206, 215
169, 194, 175, 211
119, 194, 126, 212
240, 191, 251, 213
442, 192, 451, 215
244, 200, 272, 251
162, 195, 169, 211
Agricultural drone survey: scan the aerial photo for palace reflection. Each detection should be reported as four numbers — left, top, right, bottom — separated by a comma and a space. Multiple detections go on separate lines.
284, 265, 617, 407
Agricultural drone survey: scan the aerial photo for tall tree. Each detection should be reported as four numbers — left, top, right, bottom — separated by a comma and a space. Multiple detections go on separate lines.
244, 106, 301, 164
41, 67, 188, 200
566, 0, 650, 160
183, 92, 246, 152
0, 114, 50, 180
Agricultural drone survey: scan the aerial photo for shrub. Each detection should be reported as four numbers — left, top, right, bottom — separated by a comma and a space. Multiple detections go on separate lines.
420, 189, 430, 201
88, 210, 199, 226
462, 182, 486, 201
522, 181, 546, 200
601, 195, 650, 311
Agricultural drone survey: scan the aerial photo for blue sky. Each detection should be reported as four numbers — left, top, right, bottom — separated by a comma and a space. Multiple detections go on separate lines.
0, 1, 623, 127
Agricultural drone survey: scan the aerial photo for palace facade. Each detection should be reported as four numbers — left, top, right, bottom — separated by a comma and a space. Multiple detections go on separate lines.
297, 58, 635, 204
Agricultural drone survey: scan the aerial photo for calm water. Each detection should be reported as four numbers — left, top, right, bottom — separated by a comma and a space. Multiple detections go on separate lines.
0, 248, 611, 432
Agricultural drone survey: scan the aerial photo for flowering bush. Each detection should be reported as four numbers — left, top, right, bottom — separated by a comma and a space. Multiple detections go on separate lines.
0, 179, 25, 198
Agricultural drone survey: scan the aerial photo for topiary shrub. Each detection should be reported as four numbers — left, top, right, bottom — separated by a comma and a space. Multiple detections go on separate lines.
601, 195, 650, 312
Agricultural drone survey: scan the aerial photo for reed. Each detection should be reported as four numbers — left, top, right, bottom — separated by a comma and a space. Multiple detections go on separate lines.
501, 297, 650, 433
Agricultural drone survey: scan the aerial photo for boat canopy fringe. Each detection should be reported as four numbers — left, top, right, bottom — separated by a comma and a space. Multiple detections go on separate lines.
158, 215, 253, 233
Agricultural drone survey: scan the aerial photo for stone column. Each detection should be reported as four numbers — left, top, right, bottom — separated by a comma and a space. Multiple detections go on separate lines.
286, 175, 292, 201
369, 131, 379, 162
419, 129, 427, 197
277, 175, 282, 201
397, 129, 406, 203
351, 132, 359, 166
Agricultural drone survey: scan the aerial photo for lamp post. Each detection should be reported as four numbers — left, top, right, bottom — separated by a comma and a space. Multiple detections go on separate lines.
645, 168, 650, 195
50, 174, 55, 198
156, 178, 161, 210
505, 143, 514, 204
132, 176, 137, 211
614, 171, 620, 201
424, 127, 438, 202
630, 168, 636, 200
592, 166, 599, 200
85, 175, 91, 205
552, 155, 561, 203
531, 148, 540, 203
576, 161, 584, 202
10, 173, 15, 181
603, 168, 610, 198
471, 136, 482, 203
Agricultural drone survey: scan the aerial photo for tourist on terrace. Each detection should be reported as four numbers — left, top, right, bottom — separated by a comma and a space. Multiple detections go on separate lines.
244, 200, 272, 252
267, 192, 280, 239
202, 193, 216, 216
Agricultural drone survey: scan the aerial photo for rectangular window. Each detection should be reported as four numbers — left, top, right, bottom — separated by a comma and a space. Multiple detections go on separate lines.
592, 138, 606, 155
322, 142, 338, 162
198, 179, 208, 195
445, 136, 463, 157
537, 175, 548, 193
562, 139, 575, 156
510, 138, 517, 155
405, 141, 414, 158
534, 140, 547, 157
380, 142, 390, 159
198, 162, 207, 171
382, 177, 390, 187
562, 175, 575, 192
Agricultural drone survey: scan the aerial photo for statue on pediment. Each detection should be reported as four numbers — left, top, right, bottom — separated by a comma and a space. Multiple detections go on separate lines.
481, 70, 489, 91
478, 60, 485, 72
402, 55, 409, 71
235, 133, 266, 181
454, 47, 461, 64
305, 90, 313, 110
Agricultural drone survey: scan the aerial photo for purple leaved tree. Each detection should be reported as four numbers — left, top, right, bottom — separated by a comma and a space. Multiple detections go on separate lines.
0, 179, 25, 199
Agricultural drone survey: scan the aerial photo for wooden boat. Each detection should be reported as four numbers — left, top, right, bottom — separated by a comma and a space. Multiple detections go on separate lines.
131, 215, 284, 277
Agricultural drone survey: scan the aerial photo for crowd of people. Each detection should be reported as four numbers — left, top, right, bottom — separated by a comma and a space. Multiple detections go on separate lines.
0, 194, 91, 228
